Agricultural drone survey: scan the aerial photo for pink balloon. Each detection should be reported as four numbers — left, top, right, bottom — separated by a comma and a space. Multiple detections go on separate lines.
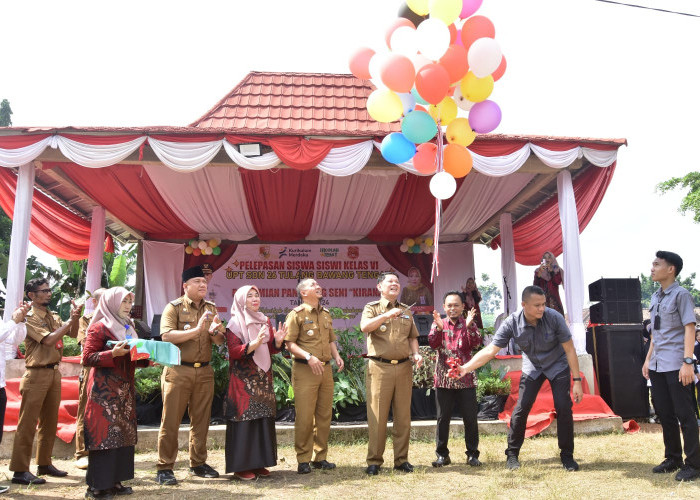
460, 0, 483, 19
469, 100, 501, 133
349, 47, 375, 80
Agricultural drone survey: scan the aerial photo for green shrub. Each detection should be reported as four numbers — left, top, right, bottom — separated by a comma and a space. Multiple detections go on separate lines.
475, 363, 511, 401
412, 345, 436, 389
134, 365, 163, 402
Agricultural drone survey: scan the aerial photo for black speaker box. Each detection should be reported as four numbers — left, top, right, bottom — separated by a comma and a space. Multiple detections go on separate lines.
590, 301, 643, 324
588, 278, 641, 302
586, 325, 649, 419
413, 314, 433, 346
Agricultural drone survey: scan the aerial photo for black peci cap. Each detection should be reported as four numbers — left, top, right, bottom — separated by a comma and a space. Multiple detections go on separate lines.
182, 266, 205, 283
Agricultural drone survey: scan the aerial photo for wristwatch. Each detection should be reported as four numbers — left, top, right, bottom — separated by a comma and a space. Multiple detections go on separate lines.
304, 352, 312, 361
683, 357, 694, 365
572, 377, 582, 381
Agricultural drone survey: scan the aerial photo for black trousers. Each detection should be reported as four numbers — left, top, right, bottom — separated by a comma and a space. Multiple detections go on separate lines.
0, 387, 6, 444
435, 387, 479, 458
649, 370, 700, 468
506, 368, 574, 458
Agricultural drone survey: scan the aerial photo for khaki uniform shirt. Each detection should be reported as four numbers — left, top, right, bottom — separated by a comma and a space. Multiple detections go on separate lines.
77, 313, 93, 346
285, 303, 336, 362
25, 305, 79, 367
160, 295, 219, 363
362, 297, 419, 360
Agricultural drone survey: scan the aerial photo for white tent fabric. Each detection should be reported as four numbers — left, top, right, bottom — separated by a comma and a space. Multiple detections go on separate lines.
143, 241, 184, 325
55, 136, 146, 168
434, 242, 475, 311
148, 138, 223, 172
499, 213, 518, 316
0, 137, 52, 168
222, 140, 281, 170
85, 206, 106, 311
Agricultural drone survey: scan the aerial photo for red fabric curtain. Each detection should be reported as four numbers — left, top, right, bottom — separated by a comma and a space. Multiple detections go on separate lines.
378, 245, 434, 290
59, 163, 197, 240
368, 174, 463, 243
0, 134, 51, 149
490, 163, 617, 265
267, 137, 359, 170
239, 168, 319, 241
0, 168, 94, 260
60, 134, 145, 145
183, 243, 238, 272
469, 139, 528, 156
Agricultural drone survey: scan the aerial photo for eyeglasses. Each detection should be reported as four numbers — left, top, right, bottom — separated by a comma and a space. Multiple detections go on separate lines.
34, 289, 52, 294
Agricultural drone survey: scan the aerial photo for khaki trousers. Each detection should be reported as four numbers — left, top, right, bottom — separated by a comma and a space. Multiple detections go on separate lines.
157, 364, 214, 470
74, 365, 91, 459
366, 359, 413, 467
292, 362, 334, 463
9, 367, 62, 471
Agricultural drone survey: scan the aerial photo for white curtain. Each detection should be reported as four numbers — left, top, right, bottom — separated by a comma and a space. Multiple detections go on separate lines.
317, 141, 375, 176
558, 171, 586, 354
84, 206, 105, 312
499, 213, 518, 316
0, 137, 52, 168
148, 138, 223, 172
3, 163, 35, 322
143, 241, 184, 326
222, 140, 282, 170
55, 136, 146, 168
434, 242, 475, 310
472, 144, 531, 176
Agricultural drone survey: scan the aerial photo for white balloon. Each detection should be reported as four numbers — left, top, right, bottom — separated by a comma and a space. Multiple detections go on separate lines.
416, 18, 450, 61
429, 171, 457, 200
398, 92, 416, 115
468, 38, 502, 78
400, 243, 409, 252
368, 50, 391, 87
453, 85, 476, 111
390, 26, 419, 57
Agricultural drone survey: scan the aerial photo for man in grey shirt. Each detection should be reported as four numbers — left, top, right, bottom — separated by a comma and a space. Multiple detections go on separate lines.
642, 250, 699, 482
457, 286, 583, 471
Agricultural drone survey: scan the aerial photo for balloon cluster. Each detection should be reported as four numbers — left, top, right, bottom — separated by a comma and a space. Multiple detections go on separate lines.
185, 239, 222, 256
349, 0, 505, 200
400, 236, 434, 254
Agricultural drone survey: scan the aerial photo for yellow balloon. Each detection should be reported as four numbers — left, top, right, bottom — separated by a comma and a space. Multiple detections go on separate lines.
429, 0, 462, 25
428, 96, 458, 126
415, 236, 424, 245
185, 246, 194, 254
406, 238, 416, 247
408, 0, 429, 15
446, 117, 476, 147
367, 88, 404, 123
424, 237, 433, 246
460, 71, 494, 103
208, 238, 218, 248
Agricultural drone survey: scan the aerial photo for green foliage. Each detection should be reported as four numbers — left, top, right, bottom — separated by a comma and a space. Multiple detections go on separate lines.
639, 272, 700, 307
475, 363, 511, 401
62, 336, 81, 357
0, 99, 12, 127
657, 171, 700, 223
271, 353, 294, 409
477, 273, 502, 315
211, 343, 230, 397
412, 346, 436, 389
109, 253, 128, 287
134, 365, 164, 403
333, 325, 367, 411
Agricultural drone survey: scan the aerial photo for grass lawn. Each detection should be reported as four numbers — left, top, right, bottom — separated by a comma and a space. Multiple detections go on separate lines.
2, 427, 699, 499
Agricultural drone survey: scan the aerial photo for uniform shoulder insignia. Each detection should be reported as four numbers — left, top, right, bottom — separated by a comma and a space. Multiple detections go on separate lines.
169, 298, 184, 306
26, 310, 34, 317
398, 302, 409, 308
292, 305, 304, 313
366, 300, 380, 306
204, 300, 216, 307
322, 307, 330, 313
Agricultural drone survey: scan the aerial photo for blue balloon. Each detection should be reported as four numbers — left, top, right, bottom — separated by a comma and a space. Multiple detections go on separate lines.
411, 87, 429, 105
398, 92, 416, 116
381, 133, 416, 164
401, 110, 438, 144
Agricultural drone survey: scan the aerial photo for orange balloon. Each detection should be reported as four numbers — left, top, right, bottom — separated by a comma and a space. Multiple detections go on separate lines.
492, 55, 507, 82
448, 23, 458, 45
460, 15, 495, 51
349, 47, 375, 80
415, 64, 450, 105
381, 54, 416, 93
439, 44, 469, 83
386, 17, 416, 49
414, 104, 428, 112
413, 142, 438, 174
443, 144, 473, 178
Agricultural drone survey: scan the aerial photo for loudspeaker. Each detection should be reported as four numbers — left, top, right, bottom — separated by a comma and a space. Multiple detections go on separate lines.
586, 325, 650, 419
150, 314, 162, 338
590, 301, 643, 324
588, 278, 641, 302
414, 314, 433, 346
276, 313, 288, 328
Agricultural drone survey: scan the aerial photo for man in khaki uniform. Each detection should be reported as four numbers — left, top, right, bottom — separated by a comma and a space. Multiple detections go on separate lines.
10, 278, 80, 485
285, 278, 344, 474
361, 271, 423, 475
155, 266, 226, 486
74, 288, 106, 470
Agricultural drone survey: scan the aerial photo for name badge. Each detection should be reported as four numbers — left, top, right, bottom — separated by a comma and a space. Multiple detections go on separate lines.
402, 315, 410, 319
307, 329, 315, 336
184, 324, 191, 330
379, 325, 387, 332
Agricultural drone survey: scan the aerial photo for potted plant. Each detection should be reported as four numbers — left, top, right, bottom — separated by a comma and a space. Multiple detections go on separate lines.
411, 346, 437, 420
476, 363, 512, 420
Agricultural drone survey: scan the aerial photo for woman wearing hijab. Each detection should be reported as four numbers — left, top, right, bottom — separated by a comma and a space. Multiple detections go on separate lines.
225, 285, 287, 480
462, 277, 483, 329
82, 287, 146, 499
533, 251, 565, 316
400, 267, 433, 307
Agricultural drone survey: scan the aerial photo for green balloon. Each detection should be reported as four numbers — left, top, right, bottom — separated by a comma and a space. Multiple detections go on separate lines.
212, 247, 222, 256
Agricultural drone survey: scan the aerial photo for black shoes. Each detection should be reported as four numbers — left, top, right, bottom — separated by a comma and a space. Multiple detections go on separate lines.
189, 463, 219, 478
37, 464, 68, 477
653, 458, 682, 474
467, 455, 482, 467
393, 462, 414, 473
561, 456, 580, 472
506, 455, 521, 470
297, 462, 312, 474
0, 485, 9, 494
365, 465, 380, 475
675, 465, 700, 482
432, 455, 451, 467
311, 460, 336, 470
12, 471, 46, 485
113, 483, 134, 496
155, 469, 178, 485
85, 488, 114, 499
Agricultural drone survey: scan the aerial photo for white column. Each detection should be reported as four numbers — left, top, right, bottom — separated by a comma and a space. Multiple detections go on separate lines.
84, 206, 106, 313
499, 213, 518, 315
3, 163, 35, 322
557, 170, 586, 354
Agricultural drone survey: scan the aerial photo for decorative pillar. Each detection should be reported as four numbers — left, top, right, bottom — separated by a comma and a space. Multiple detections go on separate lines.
84, 206, 106, 313
499, 213, 518, 316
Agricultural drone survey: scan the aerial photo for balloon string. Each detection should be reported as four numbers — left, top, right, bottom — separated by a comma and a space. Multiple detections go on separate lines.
431, 119, 444, 283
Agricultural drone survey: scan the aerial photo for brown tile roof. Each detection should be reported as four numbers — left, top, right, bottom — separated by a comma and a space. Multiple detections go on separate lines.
189, 71, 401, 136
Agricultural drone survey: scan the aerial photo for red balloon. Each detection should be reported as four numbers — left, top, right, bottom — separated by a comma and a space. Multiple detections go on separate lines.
448, 23, 458, 45
415, 64, 450, 105
492, 55, 507, 82
349, 47, 375, 80
381, 54, 416, 93
439, 45, 469, 83
192, 248, 202, 257
413, 142, 438, 174
460, 16, 495, 51
414, 104, 428, 113
386, 17, 416, 49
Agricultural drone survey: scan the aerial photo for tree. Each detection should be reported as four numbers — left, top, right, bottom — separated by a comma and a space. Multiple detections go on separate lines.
657, 172, 700, 223
0, 99, 12, 127
640, 272, 700, 308
477, 273, 502, 314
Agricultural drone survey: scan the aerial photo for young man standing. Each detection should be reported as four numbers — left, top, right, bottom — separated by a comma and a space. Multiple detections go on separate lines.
643, 251, 700, 482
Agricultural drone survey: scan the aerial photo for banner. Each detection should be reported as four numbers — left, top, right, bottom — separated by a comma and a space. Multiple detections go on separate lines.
206, 244, 434, 327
